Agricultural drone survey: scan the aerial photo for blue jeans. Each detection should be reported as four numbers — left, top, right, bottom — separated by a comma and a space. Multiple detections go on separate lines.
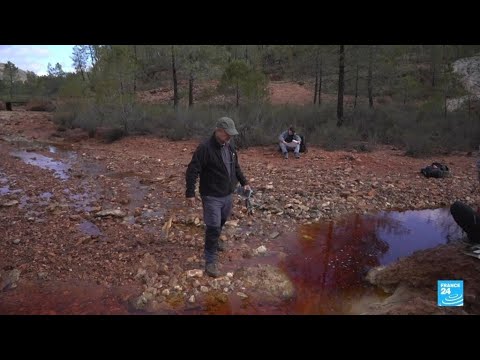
279, 142, 300, 154
201, 194, 233, 263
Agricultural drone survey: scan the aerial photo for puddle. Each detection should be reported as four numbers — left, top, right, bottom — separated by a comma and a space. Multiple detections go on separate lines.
40, 192, 53, 201
189, 207, 464, 315
0, 186, 10, 196
0, 204, 465, 315
1, 187, 25, 198
65, 189, 98, 212
11, 150, 71, 180
78, 220, 103, 237
277, 208, 463, 314
78, 162, 105, 177
127, 180, 149, 211
19, 195, 30, 208
0, 172, 10, 196
0, 172, 13, 196
2, 204, 462, 314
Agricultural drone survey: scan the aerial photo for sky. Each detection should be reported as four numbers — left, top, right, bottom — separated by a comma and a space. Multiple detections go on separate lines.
0, 45, 75, 76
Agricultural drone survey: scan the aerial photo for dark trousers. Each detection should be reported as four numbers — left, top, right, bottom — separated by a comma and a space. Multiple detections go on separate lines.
450, 201, 480, 243
201, 195, 233, 264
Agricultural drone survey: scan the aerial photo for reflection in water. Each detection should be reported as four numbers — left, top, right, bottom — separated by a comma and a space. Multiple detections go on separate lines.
376, 208, 464, 264
277, 207, 464, 314
11, 150, 71, 180
160, 207, 467, 315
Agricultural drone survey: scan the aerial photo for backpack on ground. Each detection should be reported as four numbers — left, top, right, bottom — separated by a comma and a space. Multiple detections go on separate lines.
421, 162, 450, 178
299, 134, 307, 153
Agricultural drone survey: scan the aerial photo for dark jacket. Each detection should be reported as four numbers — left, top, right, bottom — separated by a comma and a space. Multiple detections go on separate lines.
186, 134, 248, 198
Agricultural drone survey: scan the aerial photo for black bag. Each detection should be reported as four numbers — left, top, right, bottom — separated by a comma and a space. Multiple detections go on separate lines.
299, 134, 307, 153
421, 162, 449, 178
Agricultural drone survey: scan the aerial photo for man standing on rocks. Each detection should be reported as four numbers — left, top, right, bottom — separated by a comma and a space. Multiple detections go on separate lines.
186, 117, 251, 278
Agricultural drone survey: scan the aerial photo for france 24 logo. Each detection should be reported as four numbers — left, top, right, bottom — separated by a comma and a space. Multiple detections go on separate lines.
437, 280, 463, 307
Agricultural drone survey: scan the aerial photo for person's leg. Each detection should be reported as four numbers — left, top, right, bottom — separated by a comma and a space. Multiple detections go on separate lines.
218, 194, 233, 251
284, 142, 297, 158
450, 201, 480, 243
279, 142, 288, 158
202, 196, 222, 276
293, 143, 300, 158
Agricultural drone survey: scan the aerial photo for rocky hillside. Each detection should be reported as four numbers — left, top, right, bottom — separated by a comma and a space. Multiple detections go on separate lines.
0, 63, 28, 82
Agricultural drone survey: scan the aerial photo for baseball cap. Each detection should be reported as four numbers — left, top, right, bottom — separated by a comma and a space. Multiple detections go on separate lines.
216, 117, 239, 136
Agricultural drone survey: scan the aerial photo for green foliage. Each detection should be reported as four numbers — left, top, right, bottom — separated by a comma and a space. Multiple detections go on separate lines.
90, 45, 138, 100
319, 121, 361, 150
3, 61, 19, 99
218, 60, 268, 104
47, 63, 66, 78
5, 44, 480, 155
53, 110, 76, 129
72, 45, 89, 75
58, 73, 90, 98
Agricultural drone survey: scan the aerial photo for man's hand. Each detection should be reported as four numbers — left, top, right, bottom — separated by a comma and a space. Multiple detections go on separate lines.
187, 197, 196, 205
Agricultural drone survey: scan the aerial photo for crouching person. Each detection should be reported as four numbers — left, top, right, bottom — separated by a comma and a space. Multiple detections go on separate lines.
279, 126, 301, 159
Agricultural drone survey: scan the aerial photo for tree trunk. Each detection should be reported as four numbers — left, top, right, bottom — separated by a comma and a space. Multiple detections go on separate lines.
367, 46, 374, 109
432, 63, 436, 87
236, 81, 240, 107
9, 77, 13, 101
171, 45, 178, 108
444, 83, 448, 119
189, 71, 194, 108
468, 94, 471, 121
87, 46, 98, 67
313, 52, 318, 104
354, 63, 359, 109
318, 58, 322, 106
337, 45, 345, 126
133, 45, 138, 92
